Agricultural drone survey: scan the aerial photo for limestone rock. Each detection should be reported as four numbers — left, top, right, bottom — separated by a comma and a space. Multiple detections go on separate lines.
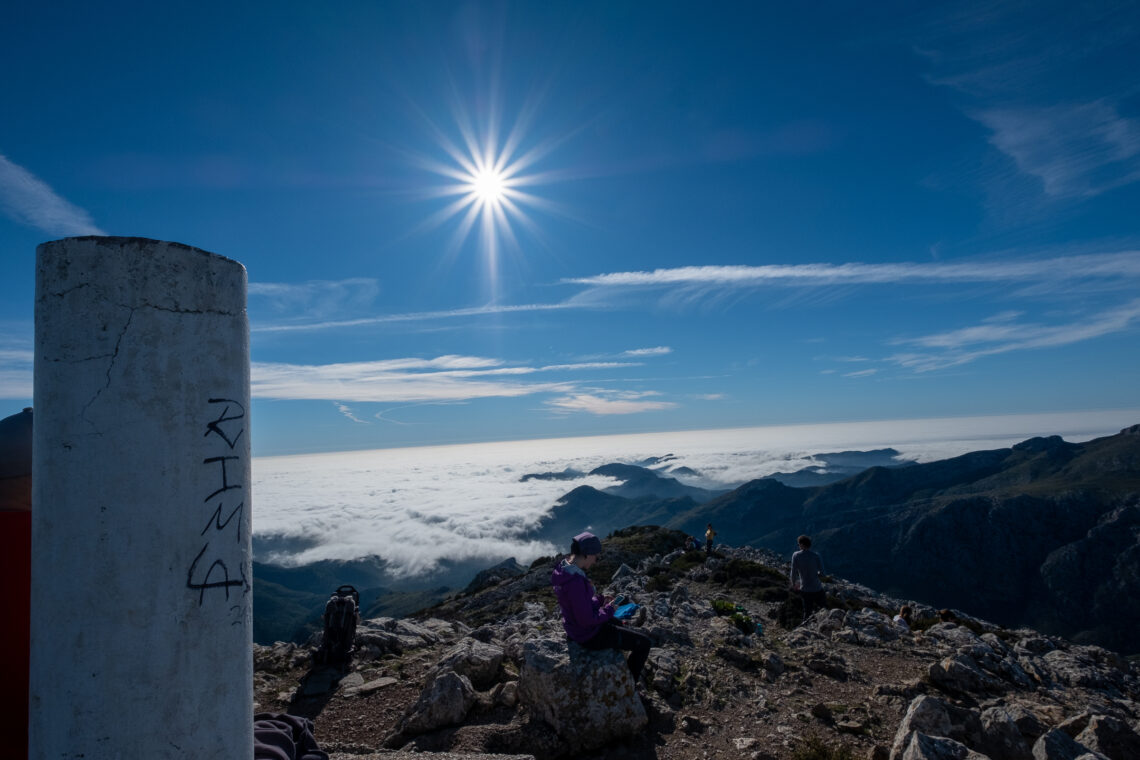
497, 680, 519, 707
979, 706, 1032, 760
1073, 715, 1140, 760
647, 648, 682, 694
518, 634, 647, 751
1030, 728, 1107, 760
429, 636, 505, 689
901, 732, 988, 760
845, 608, 902, 642
891, 695, 953, 760
389, 670, 476, 742
929, 654, 1004, 694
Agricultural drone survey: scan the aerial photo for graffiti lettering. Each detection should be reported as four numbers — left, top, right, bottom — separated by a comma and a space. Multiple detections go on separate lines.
202, 456, 241, 502
187, 397, 250, 616
186, 542, 247, 604
201, 500, 244, 542
204, 398, 245, 449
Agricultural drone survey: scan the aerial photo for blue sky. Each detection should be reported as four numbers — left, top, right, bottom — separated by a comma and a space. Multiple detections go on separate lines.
1, 1, 1138, 456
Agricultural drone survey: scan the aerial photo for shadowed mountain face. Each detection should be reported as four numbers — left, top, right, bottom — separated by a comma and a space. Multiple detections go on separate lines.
657, 426, 1140, 654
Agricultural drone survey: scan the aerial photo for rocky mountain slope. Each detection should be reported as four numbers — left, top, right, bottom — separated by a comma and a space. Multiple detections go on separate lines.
253, 526, 1140, 760
528, 426, 1140, 655
667, 426, 1140, 655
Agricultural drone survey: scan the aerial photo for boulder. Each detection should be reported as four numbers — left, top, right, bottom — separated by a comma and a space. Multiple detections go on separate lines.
356, 616, 456, 658
387, 670, 476, 743
1030, 729, 1107, 760
1003, 703, 1048, 744
891, 695, 953, 760
1041, 650, 1118, 692
926, 623, 985, 649
1074, 715, 1140, 760
929, 654, 1004, 694
647, 649, 682, 695
430, 636, 505, 689
979, 706, 1032, 760
518, 634, 647, 751
845, 608, 901, 642
901, 732, 988, 760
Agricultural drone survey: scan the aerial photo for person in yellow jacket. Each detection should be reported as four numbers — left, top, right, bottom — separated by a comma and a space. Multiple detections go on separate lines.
705, 523, 716, 556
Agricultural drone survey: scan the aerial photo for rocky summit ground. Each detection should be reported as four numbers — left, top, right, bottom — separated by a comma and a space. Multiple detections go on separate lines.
253, 527, 1140, 760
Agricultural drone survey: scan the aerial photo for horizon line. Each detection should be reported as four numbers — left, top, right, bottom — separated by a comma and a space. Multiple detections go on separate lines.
252, 406, 1140, 459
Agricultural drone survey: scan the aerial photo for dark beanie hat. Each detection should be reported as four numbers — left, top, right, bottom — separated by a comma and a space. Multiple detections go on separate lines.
573, 531, 602, 556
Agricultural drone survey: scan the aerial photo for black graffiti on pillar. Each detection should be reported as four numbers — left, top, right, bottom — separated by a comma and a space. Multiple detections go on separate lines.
202, 456, 241, 502
186, 542, 248, 604
204, 398, 245, 450
202, 500, 244, 543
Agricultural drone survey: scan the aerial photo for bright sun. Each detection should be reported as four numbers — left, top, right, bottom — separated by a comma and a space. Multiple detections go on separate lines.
415, 102, 569, 302
471, 168, 506, 204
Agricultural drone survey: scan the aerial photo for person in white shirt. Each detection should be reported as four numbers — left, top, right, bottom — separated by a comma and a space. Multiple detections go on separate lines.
789, 534, 825, 623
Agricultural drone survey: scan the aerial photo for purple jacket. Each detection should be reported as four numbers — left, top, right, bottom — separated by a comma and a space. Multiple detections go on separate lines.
551, 559, 614, 643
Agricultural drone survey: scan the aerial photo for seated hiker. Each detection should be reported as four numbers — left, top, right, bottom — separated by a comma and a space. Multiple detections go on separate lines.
789, 534, 826, 623
893, 605, 913, 630
938, 608, 958, 624
551, 531, 652, 682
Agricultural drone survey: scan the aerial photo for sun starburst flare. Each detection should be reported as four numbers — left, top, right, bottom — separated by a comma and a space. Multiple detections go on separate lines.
411, 98, 572, 302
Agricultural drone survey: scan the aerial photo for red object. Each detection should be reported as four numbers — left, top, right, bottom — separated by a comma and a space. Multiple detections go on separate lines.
0, 510, 31, 758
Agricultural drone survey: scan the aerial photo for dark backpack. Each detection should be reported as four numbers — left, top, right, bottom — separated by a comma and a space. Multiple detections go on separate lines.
314, 584, 360, 668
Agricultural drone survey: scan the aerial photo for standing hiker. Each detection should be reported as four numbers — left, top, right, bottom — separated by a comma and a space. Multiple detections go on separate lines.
705, 523, 716, 556
551, 531, 652, 682
789, 534, 826, 623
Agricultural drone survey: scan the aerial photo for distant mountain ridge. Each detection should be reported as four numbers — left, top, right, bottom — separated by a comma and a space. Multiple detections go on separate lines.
253, 428, 1140, 653
528, 425, 1140, 654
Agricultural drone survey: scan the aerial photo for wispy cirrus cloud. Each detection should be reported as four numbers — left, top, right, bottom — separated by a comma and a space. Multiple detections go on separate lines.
333, 402, 371, 424
249, 278, 381, 321
251, 355, 643, 404
975, 102, 1140, 198
252, 300, 575, 333
252, 252, 1140, 336
914, 2, 1140, 200
564, 253, 1140, 290
622, 346, 673, 357
887, 299, 1140, 372
545, 390, 676, 416
0, 155, 104, 236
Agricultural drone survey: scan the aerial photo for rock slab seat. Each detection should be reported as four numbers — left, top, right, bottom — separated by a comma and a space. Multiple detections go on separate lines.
518, 634, 647, 751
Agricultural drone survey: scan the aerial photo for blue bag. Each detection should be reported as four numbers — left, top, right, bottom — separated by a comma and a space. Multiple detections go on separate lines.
613, 602, 640, 620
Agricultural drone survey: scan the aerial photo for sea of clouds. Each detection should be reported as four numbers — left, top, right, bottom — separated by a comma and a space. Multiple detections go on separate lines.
252, 410, 1137, 579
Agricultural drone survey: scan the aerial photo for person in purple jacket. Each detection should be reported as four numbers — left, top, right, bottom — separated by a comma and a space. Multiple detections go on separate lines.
551, 531, 652, 682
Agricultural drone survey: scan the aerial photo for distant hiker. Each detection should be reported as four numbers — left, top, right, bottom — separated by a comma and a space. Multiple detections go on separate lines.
684, 535, 695, 552
705, 523, 717, 556
552, 531, 652, 682
893, 605, 913, 630
789, 534, 826, 623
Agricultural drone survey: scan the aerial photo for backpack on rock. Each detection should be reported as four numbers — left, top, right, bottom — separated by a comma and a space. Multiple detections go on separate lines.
313, 585, 360, 669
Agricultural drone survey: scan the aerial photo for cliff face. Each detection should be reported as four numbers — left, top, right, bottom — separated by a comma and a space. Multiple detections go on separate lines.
253, 527, 1140, 760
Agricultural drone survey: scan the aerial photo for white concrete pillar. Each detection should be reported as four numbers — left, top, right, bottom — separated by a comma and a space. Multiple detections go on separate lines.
31, 237, 252, 759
